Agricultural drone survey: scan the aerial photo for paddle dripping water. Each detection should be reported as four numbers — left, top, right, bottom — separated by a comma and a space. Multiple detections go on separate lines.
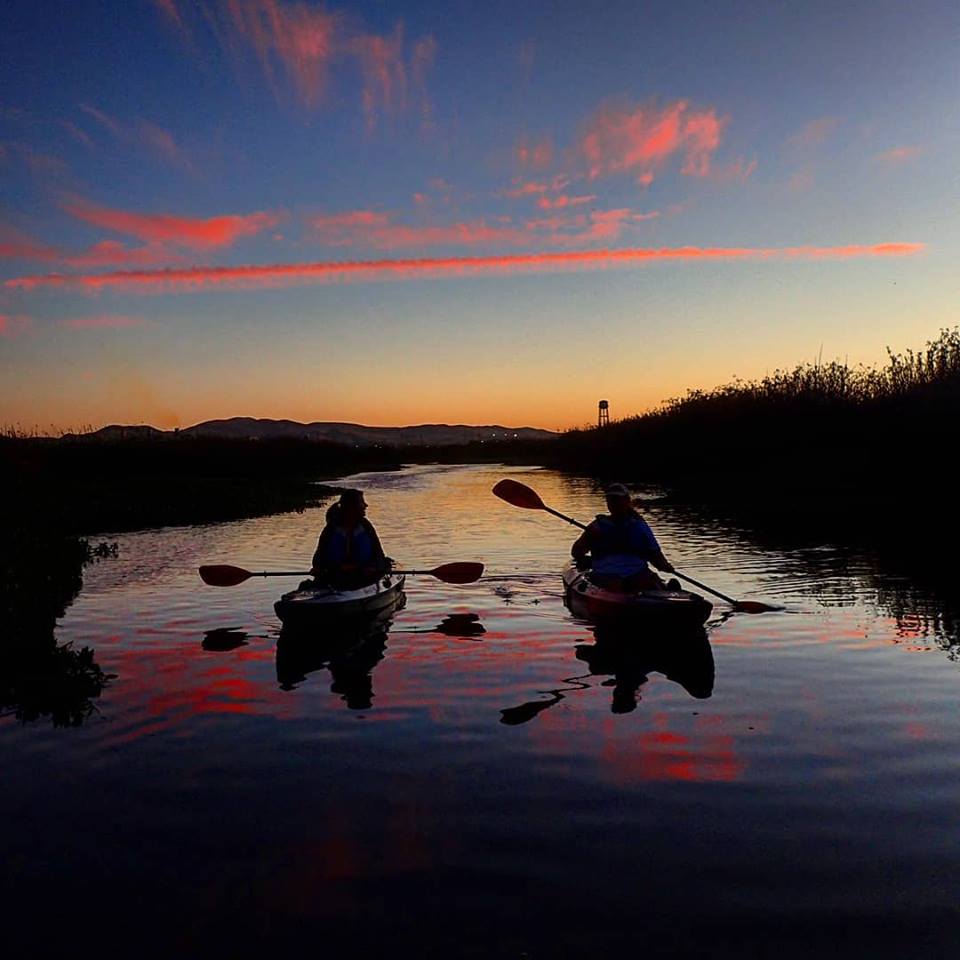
3, 464, 960, 958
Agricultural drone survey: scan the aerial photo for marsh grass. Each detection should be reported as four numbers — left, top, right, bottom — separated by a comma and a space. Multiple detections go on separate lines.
555, 327, 960, 497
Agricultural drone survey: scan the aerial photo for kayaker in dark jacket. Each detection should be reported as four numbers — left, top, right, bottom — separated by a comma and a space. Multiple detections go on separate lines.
311, 489, 390, 588
571, 483, 679, 591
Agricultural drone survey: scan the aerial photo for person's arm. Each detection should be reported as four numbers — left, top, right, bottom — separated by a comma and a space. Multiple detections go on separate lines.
363, 520, 389, 572
638, 517, 675, 573
311, 527, 333, 576
650, 549, 675, 574
571, 524, 594, 560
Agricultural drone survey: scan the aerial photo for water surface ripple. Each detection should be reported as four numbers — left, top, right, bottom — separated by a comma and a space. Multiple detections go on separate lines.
4, 464, 959, 957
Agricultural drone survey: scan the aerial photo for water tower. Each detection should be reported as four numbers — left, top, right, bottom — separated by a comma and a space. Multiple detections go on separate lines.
598, 399, 609, 427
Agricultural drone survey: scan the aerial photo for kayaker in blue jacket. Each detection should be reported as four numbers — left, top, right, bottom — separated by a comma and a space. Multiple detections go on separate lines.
311, 489, 390, 588
571, 484, 679, 591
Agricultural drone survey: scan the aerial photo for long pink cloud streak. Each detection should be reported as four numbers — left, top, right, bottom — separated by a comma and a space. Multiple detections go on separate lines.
64, 201, 280, 249
6, 243, 924, 294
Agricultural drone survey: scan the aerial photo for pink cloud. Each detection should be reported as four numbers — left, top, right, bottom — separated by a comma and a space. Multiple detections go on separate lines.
637, 172, 655, 188
516, 136, 553, 170
225, 0, 340, 108
63, 200, 280, 250
309, 210, 531, 249
153, 0, 185, 31
877, 145, 925, 166
710, 158, 758, 184
536, 194, 596, 210
5, 143, 67, 176
1, 223, 179, 268
138, 121, 193, 172
411, 35, 437, 130
60, 314, 147, 330
307, 203, 658, 249
7, 243, 924, 294
0, 223, 60, 262
61, 120, 94, 149
348, 24, 407, 130
502, 176, 569, 198
77, 104, 194, 171
579, 100, 726, 180
168, 1, 433, 126
62, 241, 183, 268
0, 314, 32, 337
79, 103, 122, 138
787, 117, 838, 150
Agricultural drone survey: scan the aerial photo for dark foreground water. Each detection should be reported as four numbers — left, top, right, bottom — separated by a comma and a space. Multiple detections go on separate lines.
4, 465, 960, 957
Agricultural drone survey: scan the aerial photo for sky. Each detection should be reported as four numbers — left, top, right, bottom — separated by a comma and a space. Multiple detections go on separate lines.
1, 0, 958, 431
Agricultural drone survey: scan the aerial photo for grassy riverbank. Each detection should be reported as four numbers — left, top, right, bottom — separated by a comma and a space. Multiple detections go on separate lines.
550, 327, 960, 508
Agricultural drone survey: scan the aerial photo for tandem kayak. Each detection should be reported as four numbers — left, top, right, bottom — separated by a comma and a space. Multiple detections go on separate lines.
274, 573, 406, 630
562, 562, 712, 628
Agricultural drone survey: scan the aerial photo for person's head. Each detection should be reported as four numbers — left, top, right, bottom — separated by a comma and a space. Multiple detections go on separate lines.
338, 489, 368, 524
604, 483, 633, 518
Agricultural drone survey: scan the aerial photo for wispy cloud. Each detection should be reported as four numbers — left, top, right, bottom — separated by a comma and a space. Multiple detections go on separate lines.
60, 120, 94, 149
2, 222, 185, 268
154, 0, 186, 31
579, 100, 725, 180
710, 158, 757, 184
515, 136, 553, 170
1, 142, 68, 177
0, 313, 32, 337
77, 103, 193, 171
60, 314, 147, 330
158, 1, 434, 127
307, 204, 657, 249
63, 200, 281, 250
6, 243, 925, 294
877, 145, 925, 166
786, 116, 838, 151
537, 194, 596, 211
137, 121, 194, 172
79, 103, 123, 138
309, 210, 532, 248
62, 241, 183, 268
348, 24, 407, 130
411, 35, 437, 132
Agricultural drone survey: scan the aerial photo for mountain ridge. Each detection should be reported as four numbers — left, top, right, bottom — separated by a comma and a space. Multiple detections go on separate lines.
64, 417, 557, 446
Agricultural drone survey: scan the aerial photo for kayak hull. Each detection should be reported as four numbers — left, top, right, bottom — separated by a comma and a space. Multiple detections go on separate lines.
562, 562, 712, 628
274, 574, 406, 630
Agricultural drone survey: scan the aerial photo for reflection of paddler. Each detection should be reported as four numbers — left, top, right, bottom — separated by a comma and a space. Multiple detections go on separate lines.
276, 617, 394, 710
575, 627, 714, 713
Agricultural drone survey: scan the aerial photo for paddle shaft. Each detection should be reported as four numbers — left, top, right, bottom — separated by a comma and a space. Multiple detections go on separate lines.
229, 569, 460, 578
671, 571, 738, 606
543, 505, 587, 530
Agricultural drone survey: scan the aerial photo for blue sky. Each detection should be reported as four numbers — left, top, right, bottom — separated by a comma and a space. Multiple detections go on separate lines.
1, 0, 957, 429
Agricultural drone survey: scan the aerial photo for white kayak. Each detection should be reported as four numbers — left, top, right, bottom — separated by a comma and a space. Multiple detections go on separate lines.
274, 573, 406, 629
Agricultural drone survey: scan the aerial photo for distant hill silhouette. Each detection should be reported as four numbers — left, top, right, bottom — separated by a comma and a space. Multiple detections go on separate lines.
65, 418, 557, 446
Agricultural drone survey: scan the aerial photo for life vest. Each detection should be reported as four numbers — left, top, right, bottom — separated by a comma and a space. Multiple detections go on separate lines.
590, 512, 658, 560
318, 505, 377, 566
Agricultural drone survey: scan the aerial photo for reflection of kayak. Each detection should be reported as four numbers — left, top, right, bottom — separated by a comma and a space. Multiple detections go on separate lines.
276, 610, 399, 707
274, 573, 406, 629
576, 626, 715, 707
563, 562, 712, 628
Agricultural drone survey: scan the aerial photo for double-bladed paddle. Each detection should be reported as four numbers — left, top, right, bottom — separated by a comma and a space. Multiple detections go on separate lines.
491, 478, 778, 614
199, 561, 484, 587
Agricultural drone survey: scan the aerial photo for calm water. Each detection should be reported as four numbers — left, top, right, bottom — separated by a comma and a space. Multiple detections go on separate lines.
4, 464, 960, 957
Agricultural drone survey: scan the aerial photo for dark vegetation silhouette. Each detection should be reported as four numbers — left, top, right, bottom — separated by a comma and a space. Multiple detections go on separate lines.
1, 527, 115, 725
553, 327, 960, 503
